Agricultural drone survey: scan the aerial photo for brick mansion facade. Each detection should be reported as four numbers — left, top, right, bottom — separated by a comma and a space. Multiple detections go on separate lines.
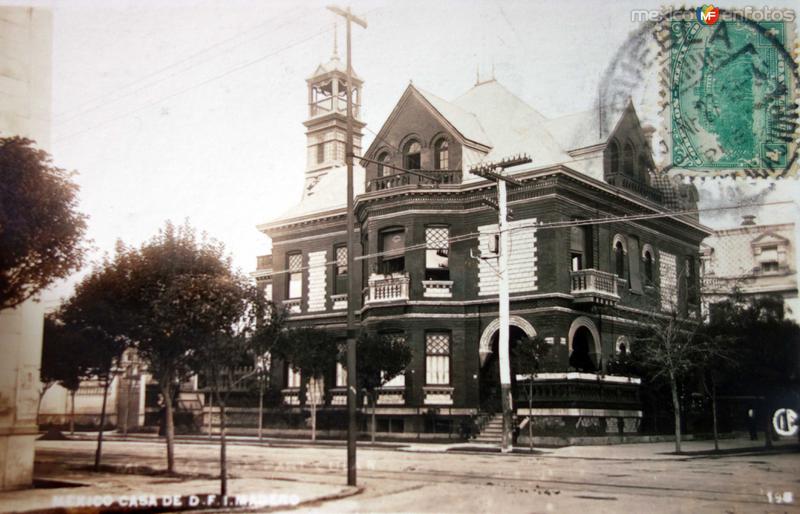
253, 49, 710, 437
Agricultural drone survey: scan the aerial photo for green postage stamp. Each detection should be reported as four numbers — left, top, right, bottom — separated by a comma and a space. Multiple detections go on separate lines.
668, 11, 798, 176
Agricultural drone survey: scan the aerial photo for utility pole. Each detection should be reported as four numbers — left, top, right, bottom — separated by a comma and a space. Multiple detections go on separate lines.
470, 155, 530, 452
327, 4, 366, 487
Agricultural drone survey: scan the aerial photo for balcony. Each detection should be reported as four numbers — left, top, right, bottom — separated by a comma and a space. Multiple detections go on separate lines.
422, 280, 453, 298
570, 269, 620, 305
514, 372, 641, 412
606, 173, 663, 204
256, 254, 273, 271
366, 273, 410, 304
367, 169, 462, 192
283, 298, 301, 314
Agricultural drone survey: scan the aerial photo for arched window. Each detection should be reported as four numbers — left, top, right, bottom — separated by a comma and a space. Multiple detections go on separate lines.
622, 142, 635, 176
638, 152, 651, 183
608, 140, 620, 174
434, 139, 449, 170
615, 241, 625, 278
644, 250, 653, 283
404, 140, 421, 170
377, 151, 389, 177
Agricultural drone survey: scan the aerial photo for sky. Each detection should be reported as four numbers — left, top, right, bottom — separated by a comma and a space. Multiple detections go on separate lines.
4, 0, 797, 305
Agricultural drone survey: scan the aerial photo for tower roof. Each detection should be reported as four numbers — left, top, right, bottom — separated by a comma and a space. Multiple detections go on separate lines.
307, 54, 361, 82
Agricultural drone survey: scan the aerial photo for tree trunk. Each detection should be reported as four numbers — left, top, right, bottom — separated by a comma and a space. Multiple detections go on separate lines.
371, 391, 377, 445
311, 380, 317, 443
257, 378, 264, 441
94, 377, 111, 470
207, 390, 213, 439
711, 379, 719, 452
161, 381, 176, 473
763, 398, 773, 449
669, 373, 682, 453
216, 390, 227, 498
122, 375, 130, 438
528, 379, 533, 453
70, 390, 76, 435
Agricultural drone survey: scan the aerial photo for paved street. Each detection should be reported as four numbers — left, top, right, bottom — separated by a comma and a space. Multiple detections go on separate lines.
12, 437, 799, 513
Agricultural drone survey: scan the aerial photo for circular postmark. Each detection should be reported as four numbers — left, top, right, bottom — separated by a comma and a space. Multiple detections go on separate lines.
772, 407, 798, 437
599, 7, 799, 179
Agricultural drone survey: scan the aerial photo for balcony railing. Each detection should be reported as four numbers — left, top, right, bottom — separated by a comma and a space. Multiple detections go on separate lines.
283, 298, 301, 314
376, 387, 405, 405
570, 269, 620, 305
256, 254, 273, 271
606, 173, 663, 203
514, 373, 641, 412
422, 280, 453, 298
366, 273, 410, 304
367, 169, 462, 192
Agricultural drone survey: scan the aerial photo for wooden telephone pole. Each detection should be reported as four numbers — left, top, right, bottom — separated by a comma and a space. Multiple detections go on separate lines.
327, 4, 366, 487
470, 155, 530, 452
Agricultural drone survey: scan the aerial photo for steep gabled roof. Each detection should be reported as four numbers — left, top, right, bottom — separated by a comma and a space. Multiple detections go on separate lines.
414, 86, 490, 147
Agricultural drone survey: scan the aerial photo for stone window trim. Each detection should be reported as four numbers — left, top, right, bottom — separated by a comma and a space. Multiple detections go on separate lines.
641, 243, 657, 285
376, 149, 391, 177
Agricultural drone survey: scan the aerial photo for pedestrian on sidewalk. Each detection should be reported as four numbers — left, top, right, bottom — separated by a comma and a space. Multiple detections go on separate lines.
747, 407, 758, 440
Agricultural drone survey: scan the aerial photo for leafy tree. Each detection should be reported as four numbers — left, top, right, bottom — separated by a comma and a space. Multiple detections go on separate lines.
58, 263, 131, 469
249, 303, 286, 440
0, 137, 87, 310
122, 222, 232, 473
511, 336, 550, 451
708, 295, 800, 447
347, 333, 412, 443
273, 326, 338, 442
183, 273, 269, 496
41, 316, 92, 434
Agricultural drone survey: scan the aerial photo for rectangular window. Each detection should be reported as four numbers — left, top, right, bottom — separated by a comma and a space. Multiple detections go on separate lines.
336, 340, 347, 387
287, 253, 302, 299
425, 226, 450, 280
685, 256, 697, 304
425, 332, 451, 385
381, 333, 406, 387
286, 364, 301, 388
334, 245, 348, 294
379, 229, 405, 274
316, 143, 325, 164
571, 253, 583, 272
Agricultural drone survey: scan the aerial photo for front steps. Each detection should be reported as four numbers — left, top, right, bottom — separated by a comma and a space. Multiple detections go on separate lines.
473, 414, 504, 444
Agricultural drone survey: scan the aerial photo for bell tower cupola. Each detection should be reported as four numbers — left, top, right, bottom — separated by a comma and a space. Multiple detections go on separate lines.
303, 25, 365, 187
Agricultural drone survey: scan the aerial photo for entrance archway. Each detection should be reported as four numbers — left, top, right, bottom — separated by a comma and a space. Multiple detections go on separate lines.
478, 317, 537, 413
568, 316, 601, 372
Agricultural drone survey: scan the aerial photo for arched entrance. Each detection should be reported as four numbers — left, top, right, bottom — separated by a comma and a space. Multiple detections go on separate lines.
568, 316, 602, 372
478, 317, 537, 413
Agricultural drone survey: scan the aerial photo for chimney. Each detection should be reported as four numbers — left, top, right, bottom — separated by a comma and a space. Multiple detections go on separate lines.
741, 215, 756, 226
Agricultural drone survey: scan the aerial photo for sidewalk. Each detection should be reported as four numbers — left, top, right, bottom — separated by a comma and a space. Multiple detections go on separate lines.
63, 429, 799, 460
0, 469, 358, 514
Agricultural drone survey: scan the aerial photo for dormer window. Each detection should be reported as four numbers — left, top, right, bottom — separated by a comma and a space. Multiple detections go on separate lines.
434, 139, 449, 170
751, 232, 790, 275
609, 139, 620, 174
622, 141, 635, 176
404, 140, 421, 170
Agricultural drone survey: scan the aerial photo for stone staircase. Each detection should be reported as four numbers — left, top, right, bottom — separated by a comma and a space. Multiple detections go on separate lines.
473, 414, 504, 444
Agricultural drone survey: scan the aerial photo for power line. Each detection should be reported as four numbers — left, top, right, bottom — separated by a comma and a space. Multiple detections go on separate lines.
54, 6, 382, 145
53, 25, 332, 144
257, 200, 797, 278
54, 6, 307, 123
